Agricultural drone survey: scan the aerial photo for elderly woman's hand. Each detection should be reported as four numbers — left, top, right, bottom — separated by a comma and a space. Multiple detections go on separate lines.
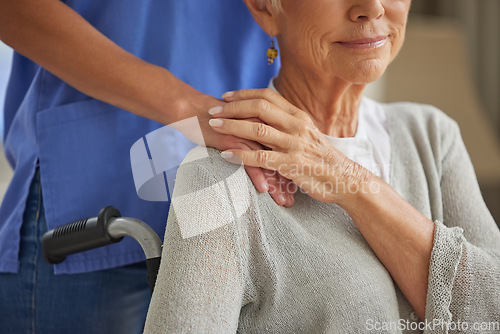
208, 88, 376, 205
210, 88, 438, 321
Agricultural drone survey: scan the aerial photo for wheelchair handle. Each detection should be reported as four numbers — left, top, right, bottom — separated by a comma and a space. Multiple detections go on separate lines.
42, 206, 162, 293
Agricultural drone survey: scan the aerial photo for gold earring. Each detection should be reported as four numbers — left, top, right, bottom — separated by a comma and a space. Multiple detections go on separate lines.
267, 38, 278, 65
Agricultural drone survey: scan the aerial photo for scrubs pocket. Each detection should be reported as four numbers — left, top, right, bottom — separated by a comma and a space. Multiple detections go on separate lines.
35, 99, 170, 271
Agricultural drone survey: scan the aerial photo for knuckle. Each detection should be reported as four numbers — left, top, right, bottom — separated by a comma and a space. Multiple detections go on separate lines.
256, 99, 270, 113
263, 88, 276, 99
299, 110, 313, 121
254, 122, 268, 138
300, 123, 313, 136
224, 101, 235, 114
256, 150, 270, 166
282, 135, 294, 149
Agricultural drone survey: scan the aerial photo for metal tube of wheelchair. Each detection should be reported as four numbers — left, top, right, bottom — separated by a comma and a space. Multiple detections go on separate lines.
42, 206, 163, 294
107, 217, 162, 294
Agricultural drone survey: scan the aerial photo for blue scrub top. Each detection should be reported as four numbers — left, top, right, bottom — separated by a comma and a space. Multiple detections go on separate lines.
0, 0, 279, 274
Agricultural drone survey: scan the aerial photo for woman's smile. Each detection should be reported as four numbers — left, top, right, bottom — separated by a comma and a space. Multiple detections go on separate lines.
336, 35, 388, 50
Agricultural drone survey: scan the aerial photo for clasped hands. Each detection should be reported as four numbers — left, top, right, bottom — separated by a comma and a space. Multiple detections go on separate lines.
207, 88, 376, 206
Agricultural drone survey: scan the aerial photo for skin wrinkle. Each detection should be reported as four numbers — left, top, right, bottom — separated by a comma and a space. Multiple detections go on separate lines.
217, 0, 411, 204
216, 0, 435, 320
268, 0, 409, 138
276, 74, 362, 137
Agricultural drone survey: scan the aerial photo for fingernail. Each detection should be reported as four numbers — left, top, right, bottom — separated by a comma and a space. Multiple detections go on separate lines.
260, 182, 269, 192
278, 194, 286, 205
222, 91, 235, 99
209, 119, 223, 127
287, 195, 294, 205
220, 151, 233, 159
208, 106, 223, 115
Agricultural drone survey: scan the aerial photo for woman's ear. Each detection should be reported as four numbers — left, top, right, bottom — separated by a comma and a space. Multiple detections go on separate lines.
243, 0, 280, 36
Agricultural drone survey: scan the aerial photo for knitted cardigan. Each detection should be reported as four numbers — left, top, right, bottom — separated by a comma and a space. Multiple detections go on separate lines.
144, 102, 500, 334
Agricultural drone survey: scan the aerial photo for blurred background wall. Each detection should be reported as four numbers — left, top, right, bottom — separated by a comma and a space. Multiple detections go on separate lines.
381, 0, 500, 222
1, 1, 499, 220
411, 0, 500, 134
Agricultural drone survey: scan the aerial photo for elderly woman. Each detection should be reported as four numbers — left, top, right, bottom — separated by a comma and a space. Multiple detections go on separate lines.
144, 0, 500, 332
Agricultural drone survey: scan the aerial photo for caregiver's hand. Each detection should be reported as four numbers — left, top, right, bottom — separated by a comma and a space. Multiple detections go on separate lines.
208, 88, 375, 205
0, 0, 292, 207
187, 97, 295, 207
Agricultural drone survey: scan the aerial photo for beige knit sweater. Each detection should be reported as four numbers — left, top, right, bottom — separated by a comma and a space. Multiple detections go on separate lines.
144, 102, 500, 334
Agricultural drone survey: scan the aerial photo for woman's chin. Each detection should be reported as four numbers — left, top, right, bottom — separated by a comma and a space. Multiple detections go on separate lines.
341, 60, 388, 85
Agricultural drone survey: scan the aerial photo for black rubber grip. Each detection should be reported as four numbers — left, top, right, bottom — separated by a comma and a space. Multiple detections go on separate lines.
42, 206, 123, 264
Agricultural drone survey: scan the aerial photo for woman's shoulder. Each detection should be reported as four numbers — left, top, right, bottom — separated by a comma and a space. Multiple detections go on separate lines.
377, 101, 469, 195
178, 146, 238, 173
380, 101, 459, 133
175, 146, 250, 193
179, 146, 225, 166
177, 146, 247, 182
380, 101, 461, 151
171, 146, 258, 239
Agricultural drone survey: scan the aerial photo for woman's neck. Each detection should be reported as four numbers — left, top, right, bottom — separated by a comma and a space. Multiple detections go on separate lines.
274, 68, 365, 138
